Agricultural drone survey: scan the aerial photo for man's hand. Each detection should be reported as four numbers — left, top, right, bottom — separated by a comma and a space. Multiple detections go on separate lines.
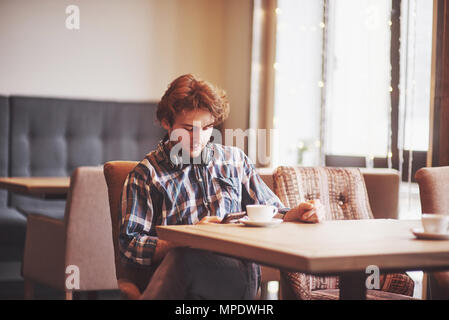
283, 199, 325, 223
196, 216, 222, 225
152, 217, 221, 265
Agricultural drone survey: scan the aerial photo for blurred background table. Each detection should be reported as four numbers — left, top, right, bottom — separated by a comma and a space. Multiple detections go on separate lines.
0, 177, 70, 199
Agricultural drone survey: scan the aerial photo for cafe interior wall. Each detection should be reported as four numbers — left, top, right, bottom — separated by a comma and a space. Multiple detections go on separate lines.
0, 0, 253, 136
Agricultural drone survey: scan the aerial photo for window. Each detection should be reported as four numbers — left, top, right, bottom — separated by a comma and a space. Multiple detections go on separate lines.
325, 0, 392, 159
273, 0, 434, 179
272, 0, 324, 167
399, 0, 433, 152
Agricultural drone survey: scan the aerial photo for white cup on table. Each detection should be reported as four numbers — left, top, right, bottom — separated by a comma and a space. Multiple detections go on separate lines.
246, 205, 278, 222
422, 213, 449, 234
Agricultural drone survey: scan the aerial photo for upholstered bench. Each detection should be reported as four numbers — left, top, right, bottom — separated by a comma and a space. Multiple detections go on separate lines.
0, 95, 165, 261
0, 95, 28, 261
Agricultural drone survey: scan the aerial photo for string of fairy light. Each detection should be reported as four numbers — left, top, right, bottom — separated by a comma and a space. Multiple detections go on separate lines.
398, 0, 418, 211
270, 0, 423, 184
273, 1, 327, 167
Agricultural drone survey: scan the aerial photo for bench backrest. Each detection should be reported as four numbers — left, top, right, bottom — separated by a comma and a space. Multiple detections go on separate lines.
7, 96, 165, 211
0, 96, 8, 208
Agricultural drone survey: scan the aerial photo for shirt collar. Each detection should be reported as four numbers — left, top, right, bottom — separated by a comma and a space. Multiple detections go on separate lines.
155, 134, 214, 169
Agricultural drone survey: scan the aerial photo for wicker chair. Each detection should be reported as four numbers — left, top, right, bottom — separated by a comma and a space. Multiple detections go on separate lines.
273, 166, 415, 300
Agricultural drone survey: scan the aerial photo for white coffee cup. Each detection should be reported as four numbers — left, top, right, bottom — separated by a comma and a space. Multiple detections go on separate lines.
246, 205, 278, 222
422, 214, 449, 234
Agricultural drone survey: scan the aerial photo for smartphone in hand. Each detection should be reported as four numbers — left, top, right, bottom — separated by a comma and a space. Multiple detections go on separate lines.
220, 212, 247, 224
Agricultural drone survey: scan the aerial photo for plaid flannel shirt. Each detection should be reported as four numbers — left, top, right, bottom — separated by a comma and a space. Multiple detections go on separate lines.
119, 138, 287, 267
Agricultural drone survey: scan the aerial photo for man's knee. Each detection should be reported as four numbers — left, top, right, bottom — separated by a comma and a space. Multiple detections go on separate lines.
163, 247, 189, 266
166, 247, 208, 261
162, 247, 200, 272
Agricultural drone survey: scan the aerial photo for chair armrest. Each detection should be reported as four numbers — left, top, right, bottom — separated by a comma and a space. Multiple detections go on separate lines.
22, 214, 66, 289
361, 169, 400, 219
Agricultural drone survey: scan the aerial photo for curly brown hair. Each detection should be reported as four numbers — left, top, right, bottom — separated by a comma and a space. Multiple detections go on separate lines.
157, 74, 230, 127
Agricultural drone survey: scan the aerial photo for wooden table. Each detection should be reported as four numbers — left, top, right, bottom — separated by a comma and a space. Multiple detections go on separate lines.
0, 177, 70, 198
157, 219, 449, 299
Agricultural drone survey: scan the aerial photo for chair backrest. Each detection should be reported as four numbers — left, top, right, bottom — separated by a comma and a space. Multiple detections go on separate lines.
415, 166, 449, 300
103, 161, 153, 292
258, 167, 400, 219
64, 166, 118, 291
273, 166, 373, 299
359, 168, 400, 219
415, 166, 449, 214
274, 166, 373, 221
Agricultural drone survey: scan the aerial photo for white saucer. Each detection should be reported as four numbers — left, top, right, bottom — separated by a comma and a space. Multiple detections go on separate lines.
411, 228, 449, 240
239, 218, 283, 227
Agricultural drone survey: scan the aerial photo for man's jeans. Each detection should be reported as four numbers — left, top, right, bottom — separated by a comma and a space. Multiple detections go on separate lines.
140, 247, 261, 300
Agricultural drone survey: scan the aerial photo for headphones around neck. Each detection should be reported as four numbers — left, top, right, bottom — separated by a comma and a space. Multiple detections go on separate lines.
164, 141, 214, 170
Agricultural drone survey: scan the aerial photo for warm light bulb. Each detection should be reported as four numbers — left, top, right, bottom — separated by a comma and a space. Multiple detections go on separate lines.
267, 281, 279, 293
252, 62, 262, 72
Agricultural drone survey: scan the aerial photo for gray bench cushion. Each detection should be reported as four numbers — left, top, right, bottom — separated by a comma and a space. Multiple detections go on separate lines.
0, 207, 27, 260
0, 208, 27, 245
9, 96, 164, 217
0, 96, 28, 251
0, 96, 8, 208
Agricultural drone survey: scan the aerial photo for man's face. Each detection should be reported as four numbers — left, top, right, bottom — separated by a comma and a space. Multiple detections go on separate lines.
162, 109, 215, 158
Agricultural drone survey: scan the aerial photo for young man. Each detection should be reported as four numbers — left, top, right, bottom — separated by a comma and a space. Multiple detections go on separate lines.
120, 74, 324, 300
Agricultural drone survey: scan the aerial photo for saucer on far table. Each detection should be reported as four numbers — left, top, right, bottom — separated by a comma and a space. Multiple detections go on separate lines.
239, 217, 283, 227
411, 228, 449, 240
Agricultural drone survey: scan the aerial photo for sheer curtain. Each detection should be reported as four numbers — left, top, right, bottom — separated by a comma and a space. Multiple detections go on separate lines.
400, 0, 433, 154
259, 0, 433, 179
398, 0, 433, 219
272, 0, 393, 167
272, 0, 324, 167
325, 0, 392, 162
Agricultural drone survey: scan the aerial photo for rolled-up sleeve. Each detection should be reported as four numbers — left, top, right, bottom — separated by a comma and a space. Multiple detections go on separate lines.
119, 165, 158, 267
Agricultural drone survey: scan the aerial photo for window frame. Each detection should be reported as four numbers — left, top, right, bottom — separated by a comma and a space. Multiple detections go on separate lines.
324, 0, 428, 182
